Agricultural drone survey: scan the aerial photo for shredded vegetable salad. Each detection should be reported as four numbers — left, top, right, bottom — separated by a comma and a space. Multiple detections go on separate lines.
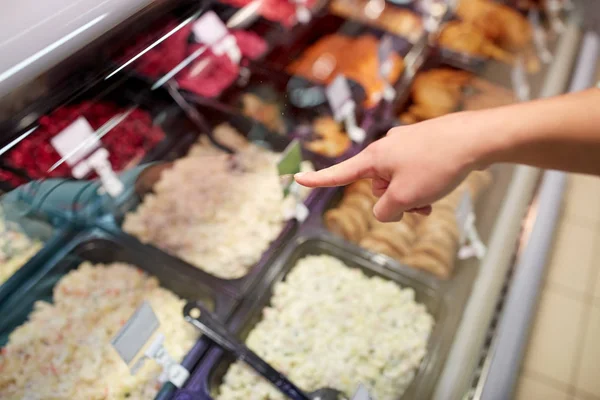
0, 262, 197, 400
217, 255, 434, 400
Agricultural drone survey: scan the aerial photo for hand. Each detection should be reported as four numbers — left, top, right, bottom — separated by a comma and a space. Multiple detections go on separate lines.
295, 112, 483, 222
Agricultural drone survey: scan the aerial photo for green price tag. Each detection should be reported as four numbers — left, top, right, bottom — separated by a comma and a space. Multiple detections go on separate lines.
277, 140, 303, 195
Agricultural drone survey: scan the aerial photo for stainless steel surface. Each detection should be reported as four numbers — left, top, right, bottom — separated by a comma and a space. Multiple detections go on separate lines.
433, 14, 582, 400
473, 27, 600, 400
0, 0, 165, 97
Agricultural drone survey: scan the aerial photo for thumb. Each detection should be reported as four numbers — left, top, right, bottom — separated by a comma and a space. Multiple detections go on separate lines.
372, 188, 405, 223
294, 149, 374, 188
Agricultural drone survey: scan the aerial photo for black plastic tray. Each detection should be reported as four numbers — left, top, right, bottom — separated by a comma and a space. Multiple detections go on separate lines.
96, 106, 323, 299
0, 228, 237, 390
174, 234, 448, 400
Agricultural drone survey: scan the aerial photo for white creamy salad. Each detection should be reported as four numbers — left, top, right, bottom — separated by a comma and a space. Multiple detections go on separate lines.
123, 124, 312, 279
0, 209, 43, 285
0, 262, 198, 400
217, 255, 434, 400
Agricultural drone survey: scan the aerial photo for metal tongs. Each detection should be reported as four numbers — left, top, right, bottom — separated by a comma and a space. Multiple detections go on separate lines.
183, 301, 347, 400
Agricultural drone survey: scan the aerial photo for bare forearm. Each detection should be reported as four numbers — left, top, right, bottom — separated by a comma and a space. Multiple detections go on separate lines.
468, 88, 600, 175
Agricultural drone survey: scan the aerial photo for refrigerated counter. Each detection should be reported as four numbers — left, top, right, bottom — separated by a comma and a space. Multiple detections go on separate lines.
0, 0, 591, 399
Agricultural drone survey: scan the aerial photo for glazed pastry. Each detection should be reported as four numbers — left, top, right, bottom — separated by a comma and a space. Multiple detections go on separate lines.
367, 229, 413, 257
306, 117, 352, 157
438, 21, 514, 64
401, 68, 516, 123
345, 179, 373, 197
325, 170, 493, 279
325, 208, 355, 240
341, 193, 376, 217
404, 253, 450, 279
329, 0, 423, 42
241, 94, 287, 135
360, 237, 402, 259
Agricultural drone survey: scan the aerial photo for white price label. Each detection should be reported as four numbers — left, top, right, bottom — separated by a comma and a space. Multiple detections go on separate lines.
378, 35, 394, 76
351, 384, 373, 400
293, 0, 312, 23
378, 35, 397, 101
326, 75, 366, 143
193, 11, 241, 64
529, 10, 552, 64
456, 190, 486, 260
111, 302, 189, 388
511, 58, 530, 102
50, 117, 99, 167
456, 191, 474, 245
193, 11, 229, 46
326, 75, 353, 120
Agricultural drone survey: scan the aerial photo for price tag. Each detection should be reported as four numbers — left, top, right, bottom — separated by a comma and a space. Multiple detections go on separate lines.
546, 0, 565, 33
456, 191, 486, 260
111, 302, 190, 388
50, 117, 99, 167
278, 141, 311, 221
529, 9, 552, 64
326, 75, 353, 120
378, 35, 397, 101
292, 0, 312, 23
511, 57, 530, 102
87, 148, 124, 197
420, 0, 446, 32
351, 384, 373, 400
193, 11, 241, 64
50, 117, 124, 197
456, 191, 473, 245
326, 75, 366, 143
278, 140, 302, 175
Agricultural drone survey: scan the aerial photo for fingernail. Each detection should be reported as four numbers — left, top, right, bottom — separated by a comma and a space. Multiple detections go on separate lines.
294, 172, 306, 180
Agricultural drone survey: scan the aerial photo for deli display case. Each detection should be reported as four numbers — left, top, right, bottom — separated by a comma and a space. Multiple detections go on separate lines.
0, 0, 593, 399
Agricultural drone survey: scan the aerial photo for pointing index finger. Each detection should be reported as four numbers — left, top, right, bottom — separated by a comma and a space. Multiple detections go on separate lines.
294, 150, 375, 188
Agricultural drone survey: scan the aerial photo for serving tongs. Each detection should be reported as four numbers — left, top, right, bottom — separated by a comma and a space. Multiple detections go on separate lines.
183, 301, 347, 400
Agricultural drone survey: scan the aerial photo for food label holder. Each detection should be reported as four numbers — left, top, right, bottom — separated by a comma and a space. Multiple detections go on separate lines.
292, 0, 312, 24
326, 75, 366, 143
456, 191, 486, 260
350, 384, 373, 400
111, 301, 190, 389
511, 57, 531, 102
378, 35, 397, 102
193, 11, 242, 64
529, 9, 553, 64
50, 115, 126, 197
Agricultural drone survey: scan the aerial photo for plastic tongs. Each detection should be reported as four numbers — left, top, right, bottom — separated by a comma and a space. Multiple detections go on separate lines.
183, 301, 347, 400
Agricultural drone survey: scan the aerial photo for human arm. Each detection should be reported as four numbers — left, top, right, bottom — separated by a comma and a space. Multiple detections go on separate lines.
295, 88, 600, 222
